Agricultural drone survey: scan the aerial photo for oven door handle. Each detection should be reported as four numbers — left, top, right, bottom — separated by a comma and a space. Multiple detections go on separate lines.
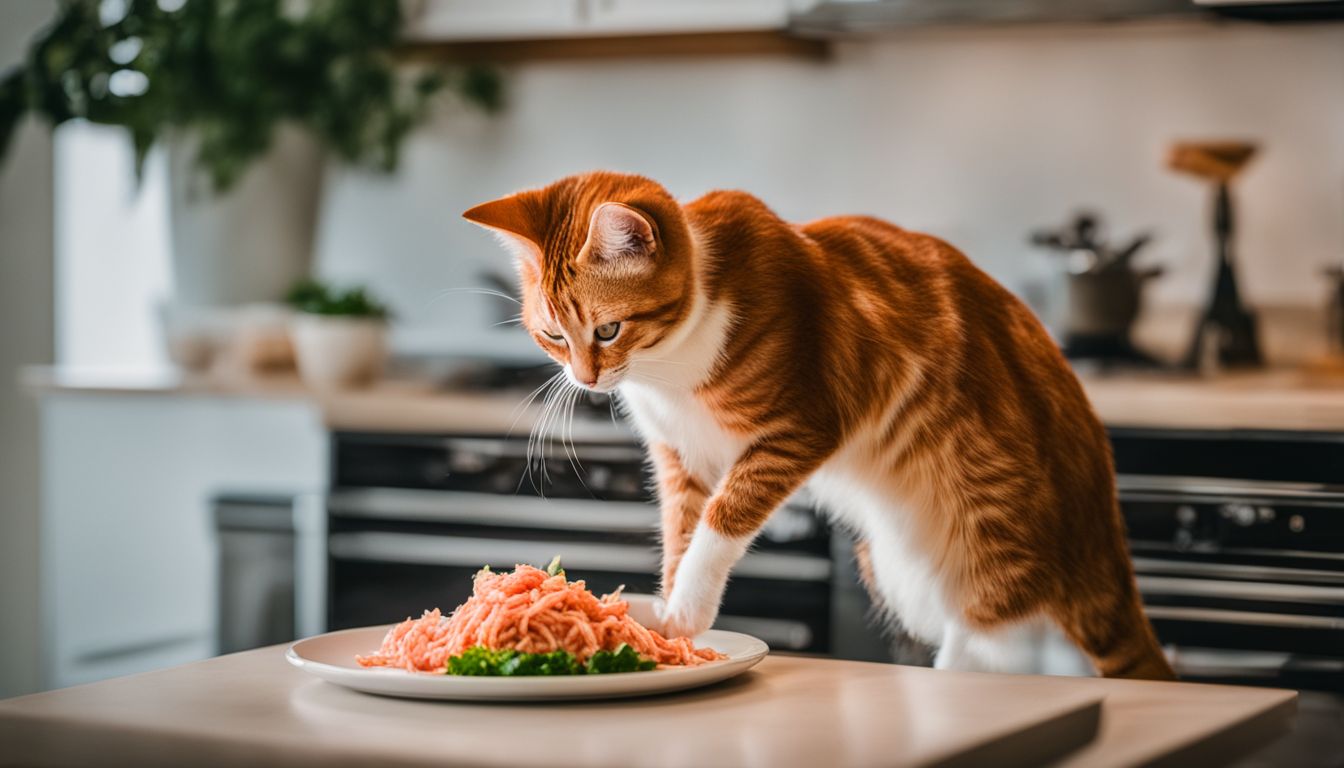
1132, 557, 1344, 586
328, 489, 659, 533
1143, 606, 1344, 631
1117, 473, 1344, 503
328, 532, 832, 582
443, 437, 645, 463
1136, 575, 1344, 605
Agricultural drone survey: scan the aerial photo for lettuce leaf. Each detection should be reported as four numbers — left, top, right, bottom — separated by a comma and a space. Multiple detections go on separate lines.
444, 644, 655, 676
585, 643, 656, 674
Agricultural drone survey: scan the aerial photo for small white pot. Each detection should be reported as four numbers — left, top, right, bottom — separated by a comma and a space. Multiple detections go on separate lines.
291, 315, 387, 390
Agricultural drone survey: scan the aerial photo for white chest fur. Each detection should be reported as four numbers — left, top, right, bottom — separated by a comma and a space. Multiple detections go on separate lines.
616, 299, 744, 485
620, 383, 743, 484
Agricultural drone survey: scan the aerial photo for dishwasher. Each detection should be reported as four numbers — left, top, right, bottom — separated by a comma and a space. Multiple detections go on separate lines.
213, 492, 326, 654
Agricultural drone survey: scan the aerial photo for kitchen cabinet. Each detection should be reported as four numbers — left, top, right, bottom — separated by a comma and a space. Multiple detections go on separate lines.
39, 394, 325, 689
405, 0, 805, 41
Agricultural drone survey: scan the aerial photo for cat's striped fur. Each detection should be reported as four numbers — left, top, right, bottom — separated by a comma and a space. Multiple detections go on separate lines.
465, 171, 1173, 680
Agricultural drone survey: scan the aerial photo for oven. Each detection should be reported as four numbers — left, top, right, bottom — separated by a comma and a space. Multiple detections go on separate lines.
325, 432, 834, 653
1113, 427, 1344, 691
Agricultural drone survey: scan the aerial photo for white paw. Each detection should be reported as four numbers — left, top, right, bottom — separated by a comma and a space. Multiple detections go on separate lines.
655, 593, 718, 639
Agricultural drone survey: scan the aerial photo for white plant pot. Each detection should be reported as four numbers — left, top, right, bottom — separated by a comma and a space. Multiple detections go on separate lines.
167, 124, 325, 307
291, 315, 387, 390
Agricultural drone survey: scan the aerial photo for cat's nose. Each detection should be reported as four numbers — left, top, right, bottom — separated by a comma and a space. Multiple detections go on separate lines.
570, 360, 600, 388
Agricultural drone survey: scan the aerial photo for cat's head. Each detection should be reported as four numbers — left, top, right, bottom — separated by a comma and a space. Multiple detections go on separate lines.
464, 172, 695, 392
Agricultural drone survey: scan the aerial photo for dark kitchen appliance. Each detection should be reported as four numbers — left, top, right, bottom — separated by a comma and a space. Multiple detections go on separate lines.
1029, 211, 1163, 366
1112, 427, 1344, 690
325, 432, 835, 653
1195, 0, 1344, 21
1169, 141, 1264, 370
213, 493, 299, 654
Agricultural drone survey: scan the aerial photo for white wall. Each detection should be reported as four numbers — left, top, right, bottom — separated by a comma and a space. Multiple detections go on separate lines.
0, 0, 56, 699
316, 20, 1344, 354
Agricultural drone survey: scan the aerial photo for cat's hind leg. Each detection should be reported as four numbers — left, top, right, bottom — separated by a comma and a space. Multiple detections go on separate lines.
935, 621, 1036, 673
932, 622, 973, 671
936, 620, 1095, 675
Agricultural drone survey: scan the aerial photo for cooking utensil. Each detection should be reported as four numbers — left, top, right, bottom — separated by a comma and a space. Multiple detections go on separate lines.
1167, 140, 1263, 369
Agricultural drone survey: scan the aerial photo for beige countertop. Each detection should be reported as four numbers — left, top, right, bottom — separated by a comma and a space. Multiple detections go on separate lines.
25, 364, 1344, 435
0, 646, 1294, 768
21, 366, 635, 441
1081, 368, 1344, 432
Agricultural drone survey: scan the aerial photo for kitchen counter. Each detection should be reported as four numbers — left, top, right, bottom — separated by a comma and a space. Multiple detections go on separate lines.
23, 364, 1344, 435
1082, 369, 1344, 432
0, 646, 1294, 768
21, 366, 635, 441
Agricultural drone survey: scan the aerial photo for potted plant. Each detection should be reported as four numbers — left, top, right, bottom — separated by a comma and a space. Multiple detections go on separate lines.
0, 0, 501, 307
286, 279, 391, 389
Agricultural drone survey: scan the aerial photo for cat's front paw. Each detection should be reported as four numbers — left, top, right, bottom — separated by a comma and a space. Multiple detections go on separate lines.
655, 593, 718, 638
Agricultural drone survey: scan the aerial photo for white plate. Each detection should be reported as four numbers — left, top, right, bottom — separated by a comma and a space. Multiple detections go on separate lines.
285, 596, 769, 701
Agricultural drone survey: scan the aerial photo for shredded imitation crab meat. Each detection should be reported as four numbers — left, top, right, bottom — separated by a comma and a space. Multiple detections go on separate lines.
355, 564, 726, 673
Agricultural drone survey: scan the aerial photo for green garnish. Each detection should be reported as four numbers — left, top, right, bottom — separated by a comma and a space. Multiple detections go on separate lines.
545, 555, 565, 578
585, 643, 657, 674
447, 647, 582, 676
444, 643, 655, 676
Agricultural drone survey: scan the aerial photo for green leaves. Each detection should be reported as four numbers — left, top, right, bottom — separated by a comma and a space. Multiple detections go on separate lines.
447, 647, 582, 677
585, 644, 657, 674
1, 0, 503, 192
286, 279, 391, 318
444, 644, 656, 677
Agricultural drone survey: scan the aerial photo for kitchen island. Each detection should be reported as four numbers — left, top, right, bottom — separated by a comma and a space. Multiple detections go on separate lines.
0, 645, 1294, 767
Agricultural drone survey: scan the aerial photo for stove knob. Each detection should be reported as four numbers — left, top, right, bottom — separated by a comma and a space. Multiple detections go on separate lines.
1175, 505, 1197, 526
587, 465, 612, 491
1220, 503, 1257, 527
1173, 528, 1193, 551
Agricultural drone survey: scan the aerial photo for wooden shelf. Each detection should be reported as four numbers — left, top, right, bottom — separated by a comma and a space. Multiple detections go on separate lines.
397, 30, 830, 63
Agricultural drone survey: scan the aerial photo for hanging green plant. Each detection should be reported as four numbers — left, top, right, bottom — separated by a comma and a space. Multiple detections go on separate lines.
0, 0, 504, 191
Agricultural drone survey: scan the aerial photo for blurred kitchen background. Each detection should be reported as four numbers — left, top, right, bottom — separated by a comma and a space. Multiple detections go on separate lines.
2, 1, 1343, 760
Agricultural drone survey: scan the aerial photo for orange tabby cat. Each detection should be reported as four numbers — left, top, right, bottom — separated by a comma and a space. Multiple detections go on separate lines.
464, 171, 1174, 680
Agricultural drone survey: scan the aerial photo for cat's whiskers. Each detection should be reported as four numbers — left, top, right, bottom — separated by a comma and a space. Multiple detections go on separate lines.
509, 370, 564, 437
426, 286, 521, 309
559, 386, 590, 489
520, 374, 567, 496
628, 367, 675, 387
539, 379, 573, 493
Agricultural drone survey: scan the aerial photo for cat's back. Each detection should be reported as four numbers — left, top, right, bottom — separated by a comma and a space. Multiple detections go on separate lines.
801, 214, 976, 278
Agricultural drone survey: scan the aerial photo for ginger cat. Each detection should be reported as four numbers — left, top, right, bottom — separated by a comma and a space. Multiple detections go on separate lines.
465, 171, 1174, 679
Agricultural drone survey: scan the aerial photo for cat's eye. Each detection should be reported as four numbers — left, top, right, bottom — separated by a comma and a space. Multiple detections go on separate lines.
543, 330, 565, 344
594, 322, 621, 342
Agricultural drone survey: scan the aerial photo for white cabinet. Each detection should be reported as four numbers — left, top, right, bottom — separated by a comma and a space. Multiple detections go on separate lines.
585, 0, 797, 35
409, 0, 583, 41
406, 0, 808, 41
40, 394, 325, 689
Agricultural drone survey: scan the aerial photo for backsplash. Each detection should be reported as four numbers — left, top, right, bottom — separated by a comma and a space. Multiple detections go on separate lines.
314, 21, 1344, 354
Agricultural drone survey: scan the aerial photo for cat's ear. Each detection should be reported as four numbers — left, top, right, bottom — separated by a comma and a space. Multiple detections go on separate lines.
582, 202, 656, 269
463, 194, 543, 270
